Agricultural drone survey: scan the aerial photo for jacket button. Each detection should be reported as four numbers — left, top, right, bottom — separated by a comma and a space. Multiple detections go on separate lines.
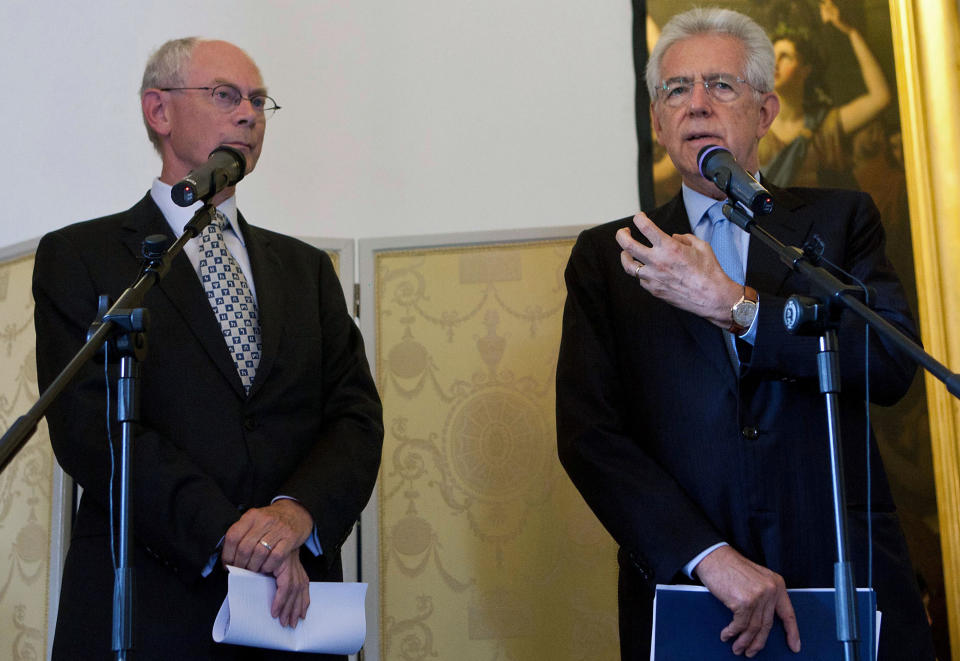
741, 426, 759, 440
243, 417, 256, 431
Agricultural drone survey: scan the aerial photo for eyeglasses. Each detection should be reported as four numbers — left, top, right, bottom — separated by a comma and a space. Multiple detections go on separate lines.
656, 74, 757, 108
160, 84, 281, 119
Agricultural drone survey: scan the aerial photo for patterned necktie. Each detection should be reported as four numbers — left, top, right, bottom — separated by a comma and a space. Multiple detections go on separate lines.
197, 211, 262, 393
699, 201, 744, 371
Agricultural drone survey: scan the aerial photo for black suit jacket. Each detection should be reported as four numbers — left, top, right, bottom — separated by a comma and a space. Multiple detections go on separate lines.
34, 193, 383, 660
556, 185, 934, 659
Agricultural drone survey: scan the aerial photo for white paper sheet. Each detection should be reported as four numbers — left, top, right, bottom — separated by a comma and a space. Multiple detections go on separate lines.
212, 565, 367, 654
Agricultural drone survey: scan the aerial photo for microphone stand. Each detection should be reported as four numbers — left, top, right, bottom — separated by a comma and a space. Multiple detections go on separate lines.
724, 201, 960, 661
0, 202, 219, 660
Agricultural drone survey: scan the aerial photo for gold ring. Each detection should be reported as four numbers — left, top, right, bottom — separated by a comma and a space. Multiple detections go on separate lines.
259, 539, 273, 551
634, 262, 643, 278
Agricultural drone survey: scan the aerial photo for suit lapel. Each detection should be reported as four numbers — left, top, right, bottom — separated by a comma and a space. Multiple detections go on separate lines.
744, 183, 813, 295
119, 195, 246, 396
649, 195, 739, 390
239, 215, 285, 397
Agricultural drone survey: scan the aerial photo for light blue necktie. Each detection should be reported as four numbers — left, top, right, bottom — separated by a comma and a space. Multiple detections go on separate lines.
700, 201, 744, 286
699, 201, 744, 371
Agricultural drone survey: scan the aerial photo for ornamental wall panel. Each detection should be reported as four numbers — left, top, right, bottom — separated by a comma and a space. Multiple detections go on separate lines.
364, 231, 619, 661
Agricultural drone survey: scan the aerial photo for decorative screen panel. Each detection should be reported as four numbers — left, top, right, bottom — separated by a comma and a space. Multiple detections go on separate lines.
367, 233, 619, 661
0, 249, 55, 661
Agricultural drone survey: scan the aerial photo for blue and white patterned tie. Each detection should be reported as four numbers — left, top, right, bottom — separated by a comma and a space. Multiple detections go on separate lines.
197, 211, 261, 393
700, 201, 744, 371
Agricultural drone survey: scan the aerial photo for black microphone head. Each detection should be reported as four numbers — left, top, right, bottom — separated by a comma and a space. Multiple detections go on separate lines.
696, 144, 774, 215
697, 144, 730, 179
171, 180, 199, 207
209, 145, 247, 182
171, 146, 247, 207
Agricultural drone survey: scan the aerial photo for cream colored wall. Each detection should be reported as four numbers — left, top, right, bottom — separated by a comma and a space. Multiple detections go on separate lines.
0, 253, 54, 660
0, 1, 638, 249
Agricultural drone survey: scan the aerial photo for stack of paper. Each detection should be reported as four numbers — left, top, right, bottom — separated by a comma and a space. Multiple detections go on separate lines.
212, 565, 367, 654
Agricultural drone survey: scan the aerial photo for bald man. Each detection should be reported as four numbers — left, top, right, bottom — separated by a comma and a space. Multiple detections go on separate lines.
35, 38, 383, 660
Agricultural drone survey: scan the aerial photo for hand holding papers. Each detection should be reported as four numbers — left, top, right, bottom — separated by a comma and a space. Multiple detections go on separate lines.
213, 565, 367, 654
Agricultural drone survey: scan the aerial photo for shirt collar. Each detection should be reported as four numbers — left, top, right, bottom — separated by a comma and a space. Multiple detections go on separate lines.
680, 171, 761, 232
149, 178, 245, 245
681, 183, 723, 232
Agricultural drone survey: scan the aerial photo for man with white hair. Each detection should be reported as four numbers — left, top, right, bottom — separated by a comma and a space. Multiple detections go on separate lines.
557, 7, 934, 659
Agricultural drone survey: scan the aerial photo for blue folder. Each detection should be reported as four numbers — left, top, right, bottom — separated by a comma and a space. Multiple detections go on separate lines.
651, 585, 878, 660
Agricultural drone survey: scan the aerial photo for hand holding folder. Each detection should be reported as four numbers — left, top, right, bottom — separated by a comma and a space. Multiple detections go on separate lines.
651, 585, 879, 660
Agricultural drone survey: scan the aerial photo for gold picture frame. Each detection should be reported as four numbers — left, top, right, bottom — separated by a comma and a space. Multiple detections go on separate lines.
890, 0, 960, 657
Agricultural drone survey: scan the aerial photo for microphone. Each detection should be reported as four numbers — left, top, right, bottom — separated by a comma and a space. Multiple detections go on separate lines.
171, 146, 247, 207
697, 145, 774, 215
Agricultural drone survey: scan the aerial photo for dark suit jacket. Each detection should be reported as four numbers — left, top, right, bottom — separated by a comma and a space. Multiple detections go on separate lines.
34, 193, 383, 660
556, 184, 934, 659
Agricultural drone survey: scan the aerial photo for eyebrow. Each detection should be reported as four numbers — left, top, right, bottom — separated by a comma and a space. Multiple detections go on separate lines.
663, 72, 732, 83
211, 78, 268, 96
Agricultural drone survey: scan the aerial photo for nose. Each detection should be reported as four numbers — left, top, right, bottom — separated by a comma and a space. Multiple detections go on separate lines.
233, 98, 259, 125
686, 82, 712, 115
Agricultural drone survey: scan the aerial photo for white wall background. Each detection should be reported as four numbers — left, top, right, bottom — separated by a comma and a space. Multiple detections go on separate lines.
0, 1, 639, 248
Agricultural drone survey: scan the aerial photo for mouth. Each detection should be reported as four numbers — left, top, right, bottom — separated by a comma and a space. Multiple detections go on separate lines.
222, 141, 254, 153
685, 133, 722, 145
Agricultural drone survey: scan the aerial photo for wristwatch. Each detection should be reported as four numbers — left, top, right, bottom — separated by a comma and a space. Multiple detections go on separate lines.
729, 286, 759, 336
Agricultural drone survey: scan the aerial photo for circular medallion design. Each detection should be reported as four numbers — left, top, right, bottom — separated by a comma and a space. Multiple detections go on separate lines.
445, 390, 546, 501
388, 338, 429, 379
391, 515, 434, 556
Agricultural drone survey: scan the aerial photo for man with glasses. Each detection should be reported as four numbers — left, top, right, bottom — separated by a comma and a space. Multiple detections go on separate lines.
557, 7, 934, 660
34, 38, 382, 660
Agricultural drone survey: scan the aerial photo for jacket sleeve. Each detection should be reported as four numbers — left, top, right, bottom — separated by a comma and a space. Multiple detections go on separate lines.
273, 251, 383, 565
747, 191, 919, 405
556, 228, 723, 586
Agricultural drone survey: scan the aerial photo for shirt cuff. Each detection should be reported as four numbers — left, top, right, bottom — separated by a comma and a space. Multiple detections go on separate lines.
739, 298, 759, 345
202, 536, 225, 577
683, 541, 728, 578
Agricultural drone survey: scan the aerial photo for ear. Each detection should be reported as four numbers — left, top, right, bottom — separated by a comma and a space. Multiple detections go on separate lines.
755, 92, 780, 140
142, 89, 172, 139
650, 102, 664, 145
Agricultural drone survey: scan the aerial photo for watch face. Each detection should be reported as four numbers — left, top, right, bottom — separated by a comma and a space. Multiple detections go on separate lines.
732, 299, 758, 327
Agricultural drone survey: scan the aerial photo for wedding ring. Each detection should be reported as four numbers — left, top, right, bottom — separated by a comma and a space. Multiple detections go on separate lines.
634, 262, 644, 278
259, 539, 273, 551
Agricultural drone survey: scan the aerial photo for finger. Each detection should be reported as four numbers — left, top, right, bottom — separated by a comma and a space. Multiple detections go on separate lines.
292, 583, 308, 625
720, 609, 750, 643
222, 517, 256, 566
776, 591, 802, 653
246, 538, 274, 573
615, 228, 650, 266
272, 573, 290, 622
281, 578, 307, 628
280, 588, 297, 628
620, 251, 646, 280
672, 232, 697, 246
632, 211, 668, 248
743, 597, 777, 657
260, 545, 285, 575
300, 582, 311, 620
233, 531, 266, 570
730, 613, 761, 656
